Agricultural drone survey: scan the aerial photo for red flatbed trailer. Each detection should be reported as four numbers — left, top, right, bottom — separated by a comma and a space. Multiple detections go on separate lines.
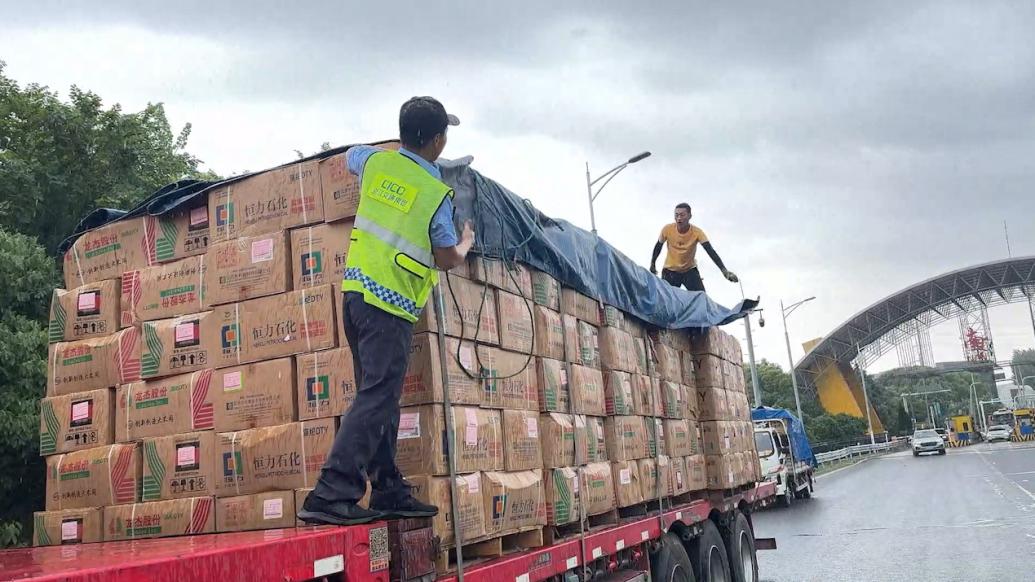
0, 483, 775, 582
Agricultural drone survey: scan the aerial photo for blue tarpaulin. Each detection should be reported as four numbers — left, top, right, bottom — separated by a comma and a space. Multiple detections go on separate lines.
57, 146, 755, 330
751, 406, 818, 468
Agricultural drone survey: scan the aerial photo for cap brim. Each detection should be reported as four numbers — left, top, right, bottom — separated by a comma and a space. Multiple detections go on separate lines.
446, 113, 460, 126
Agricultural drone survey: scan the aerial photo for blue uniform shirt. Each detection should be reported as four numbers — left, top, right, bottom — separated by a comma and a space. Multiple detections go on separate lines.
346, 145, 459, 248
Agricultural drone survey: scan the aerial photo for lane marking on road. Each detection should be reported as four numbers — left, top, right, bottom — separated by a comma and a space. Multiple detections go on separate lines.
975, 448, 1035, 507
816, 458, 872, 480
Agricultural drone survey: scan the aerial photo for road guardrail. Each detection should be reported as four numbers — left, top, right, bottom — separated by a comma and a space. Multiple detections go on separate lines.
815, 439, 906, 466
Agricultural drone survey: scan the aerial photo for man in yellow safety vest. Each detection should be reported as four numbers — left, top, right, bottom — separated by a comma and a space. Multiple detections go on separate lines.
299, 97, 474, 525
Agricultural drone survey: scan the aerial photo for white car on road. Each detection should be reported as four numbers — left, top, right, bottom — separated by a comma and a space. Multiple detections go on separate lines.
985, 425, 1012, 443
912, 429, 946, 456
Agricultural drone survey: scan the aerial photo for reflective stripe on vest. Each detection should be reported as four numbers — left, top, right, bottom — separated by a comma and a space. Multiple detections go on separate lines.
353, 214, 435, 267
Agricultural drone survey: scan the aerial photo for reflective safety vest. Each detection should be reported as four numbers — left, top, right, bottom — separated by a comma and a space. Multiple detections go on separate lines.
342, 151, 453, 322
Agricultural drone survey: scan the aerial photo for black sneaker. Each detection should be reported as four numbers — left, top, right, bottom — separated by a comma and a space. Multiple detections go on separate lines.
370, 494, 439, 519
297, 496, 381, 526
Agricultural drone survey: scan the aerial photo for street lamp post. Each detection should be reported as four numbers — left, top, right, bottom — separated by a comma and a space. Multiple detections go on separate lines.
781, 296, 816, 429
737, 282, 763, 408
585, 152, 652, 235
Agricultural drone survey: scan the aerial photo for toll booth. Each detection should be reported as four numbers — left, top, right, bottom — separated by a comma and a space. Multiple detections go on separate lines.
950, 415, 976, 444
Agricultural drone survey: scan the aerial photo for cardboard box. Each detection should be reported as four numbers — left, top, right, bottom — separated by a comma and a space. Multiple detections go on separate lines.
48, 328, 141, 396
697, 386, 730, 421
40, 388, 114, 456
141, 431, 216, 501
653, 342, 682, 384
561, 288, 598, 323
599, 305, 624, 328
469, 257, 533, 298
532, 306, 565, 360
705, 454, 737, 490
482, 470, 546, 535
416, 275, 499, 344
319, 153, 361, 222
544, 467, 579, 525
230, 285, 338, 366
576, 320, 600, 368
536, 358, 569, 413
116, 370, 215, 442
162, 199, 212, 259
727, 391, 749, 422
214, 418, 335, 497
646, 417, 665, 458
295, 348, 355, 421
632, 375, 658, 417
209, 160, 324, 242
686, 454, 707, 492
603, 416, 649, 462
700, 421, 735, 456
103, 496, 215, 541
140, 312, 222, 379
632, 337, 648, 376
290, 220, 352, 291
402, 334, 483, 407
396, 405, 503, 476
604, 370, 636, 416
570, 364, 605, 417
216, 490, 295, 532
578, 462, 616, 517
599, 327, 634, 373
33, 507, 103, 546
637, 456, 672, 500
694, 355, 725, 388
48, 280, 120, 342
612, 460, 643, 508
690, 327, 730, 359
205, 231, 291, 306
213, 358, 297, 432
670, 456, 689, 496
539, 413, 588, 468
680, 352, 696, 388
688, 419, 702, 455
530, 270, 560, 311
62, 217, 147, 289
561, 314, 579, 363
581, 415, 608, 463
45, 443, 140, 510
483, 347, 538, 410
502, 410, 542, 471
659, 381, 683, 419
120, 256, 208, 326
410, 474, 485, 546
663, 419, 692, 457
683, 384, 700, 419
654, 328, 691, 353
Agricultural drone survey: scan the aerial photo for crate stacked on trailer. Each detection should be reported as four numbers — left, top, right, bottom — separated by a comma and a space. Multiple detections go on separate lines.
35, 147, 394, 546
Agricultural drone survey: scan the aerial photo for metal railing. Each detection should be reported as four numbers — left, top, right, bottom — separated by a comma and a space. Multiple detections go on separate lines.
815, 439, 906, 465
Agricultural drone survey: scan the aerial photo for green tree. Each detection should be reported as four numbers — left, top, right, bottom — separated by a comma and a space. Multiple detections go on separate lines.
806, 414, 869, 446
0, 60, 210, 254
0, 230, 58, 545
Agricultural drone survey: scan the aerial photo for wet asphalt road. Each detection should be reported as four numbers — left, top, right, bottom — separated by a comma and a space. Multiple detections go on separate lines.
753, 441, 1035, 582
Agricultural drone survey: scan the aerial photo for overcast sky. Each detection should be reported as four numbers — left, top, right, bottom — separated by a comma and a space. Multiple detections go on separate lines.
4, 1, 1035, 372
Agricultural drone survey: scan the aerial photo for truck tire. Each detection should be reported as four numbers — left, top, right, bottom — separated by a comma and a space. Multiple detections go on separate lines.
650, 532, 695, 582
723, 511, 758, 582
689, 520, 732, 582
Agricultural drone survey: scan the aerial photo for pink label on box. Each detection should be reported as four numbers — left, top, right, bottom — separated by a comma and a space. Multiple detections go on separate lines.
526, 418, 538, 438
459, 346, 474, 371
263, 498, 284, 519
464, 409, 478, 445
620, 468, 631, 485
399, 413, 420, 439
177, 445, 197, 468
77, 292, 97, 312
559, 368, 568, 385
71, 401, 91, 422
61, 520, 79, 541
463, 473, 480, 493
190, 207, 208, 226
676, 471, 684, 487
251, 238, 274, 263
222, 371, 242, 392
175, 322, 197, 344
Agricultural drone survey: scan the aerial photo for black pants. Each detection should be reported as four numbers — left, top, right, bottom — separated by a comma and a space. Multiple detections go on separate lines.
309, 292, 414, 505
662, 267, 705, 292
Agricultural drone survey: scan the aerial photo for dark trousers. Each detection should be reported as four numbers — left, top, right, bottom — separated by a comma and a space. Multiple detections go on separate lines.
662, 267, 705, 292
309, 292, 414, 505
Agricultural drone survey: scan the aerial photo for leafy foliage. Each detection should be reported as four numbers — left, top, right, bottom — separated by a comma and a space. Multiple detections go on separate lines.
0, 60, 209, 255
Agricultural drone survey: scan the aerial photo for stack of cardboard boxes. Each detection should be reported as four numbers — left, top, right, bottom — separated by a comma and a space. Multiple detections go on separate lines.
35, 149, 383, 545
34, 145, 759, 551
691, 328, 762, 490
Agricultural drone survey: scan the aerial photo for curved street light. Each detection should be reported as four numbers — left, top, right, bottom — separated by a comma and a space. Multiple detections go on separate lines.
585, 151, 652, 234
782, 296, 816, 430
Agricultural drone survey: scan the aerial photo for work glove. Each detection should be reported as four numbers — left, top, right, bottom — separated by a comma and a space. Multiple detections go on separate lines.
724, 270, 739, 283
649, 265, 657, 275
